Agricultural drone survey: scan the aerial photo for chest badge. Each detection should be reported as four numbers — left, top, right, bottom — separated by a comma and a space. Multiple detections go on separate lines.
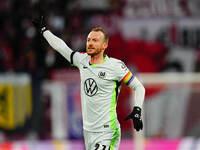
98, 71, 106, 79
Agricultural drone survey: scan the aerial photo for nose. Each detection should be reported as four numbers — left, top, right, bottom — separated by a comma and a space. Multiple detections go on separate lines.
88, 41, 93, 47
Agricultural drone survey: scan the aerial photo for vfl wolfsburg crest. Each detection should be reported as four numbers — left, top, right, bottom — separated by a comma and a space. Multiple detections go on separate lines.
98, 71, 106, 79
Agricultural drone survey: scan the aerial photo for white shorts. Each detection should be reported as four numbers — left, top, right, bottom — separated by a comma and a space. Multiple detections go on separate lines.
83, 128, 121, 150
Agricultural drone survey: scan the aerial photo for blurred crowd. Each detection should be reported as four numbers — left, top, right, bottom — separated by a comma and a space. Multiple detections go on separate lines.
0, 0, 123, 77
0, 0, 79, 75
1, 0, 200, 76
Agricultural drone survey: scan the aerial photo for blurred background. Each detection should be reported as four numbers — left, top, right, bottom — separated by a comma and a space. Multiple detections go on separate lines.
0, 0, 200, 149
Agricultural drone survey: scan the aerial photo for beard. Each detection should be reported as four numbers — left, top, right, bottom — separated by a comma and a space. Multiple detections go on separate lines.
86, 47, 102, 56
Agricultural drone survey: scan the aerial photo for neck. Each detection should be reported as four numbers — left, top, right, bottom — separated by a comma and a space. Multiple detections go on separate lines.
90, 53, 105, 65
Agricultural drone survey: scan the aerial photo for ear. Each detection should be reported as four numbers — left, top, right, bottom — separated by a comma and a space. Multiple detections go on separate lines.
103, 42, 108, 50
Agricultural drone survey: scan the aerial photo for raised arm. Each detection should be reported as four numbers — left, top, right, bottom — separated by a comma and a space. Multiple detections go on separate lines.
43, 31, 72, 61
32, 16, 73, 62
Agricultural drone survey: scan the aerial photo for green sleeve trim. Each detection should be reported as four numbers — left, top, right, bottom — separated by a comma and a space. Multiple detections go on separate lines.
70, 64, 77, 67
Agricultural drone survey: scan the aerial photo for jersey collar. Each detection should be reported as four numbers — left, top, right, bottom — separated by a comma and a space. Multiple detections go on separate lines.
89, 54, 108, 67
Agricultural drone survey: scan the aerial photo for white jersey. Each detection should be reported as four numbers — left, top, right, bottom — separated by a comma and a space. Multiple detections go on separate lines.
43, 30, 145, 133
71, 52, 135, 132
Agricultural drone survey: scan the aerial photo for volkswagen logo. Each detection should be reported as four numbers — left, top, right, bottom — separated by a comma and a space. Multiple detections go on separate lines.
84, 78, 98, 97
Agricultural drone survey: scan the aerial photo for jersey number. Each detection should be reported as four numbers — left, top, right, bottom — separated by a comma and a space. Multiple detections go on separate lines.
95, 143, 109, 150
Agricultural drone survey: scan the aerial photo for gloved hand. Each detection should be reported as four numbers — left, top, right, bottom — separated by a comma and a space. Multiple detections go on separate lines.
32, 16, 47, 34
125, 106, 143, 131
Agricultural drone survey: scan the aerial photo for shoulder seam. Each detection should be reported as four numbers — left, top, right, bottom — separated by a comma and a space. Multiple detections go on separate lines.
70, 51, 76, 65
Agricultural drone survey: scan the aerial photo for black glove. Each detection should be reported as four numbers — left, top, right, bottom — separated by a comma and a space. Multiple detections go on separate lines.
125, 106, 143, 131
32, 16, 47, 34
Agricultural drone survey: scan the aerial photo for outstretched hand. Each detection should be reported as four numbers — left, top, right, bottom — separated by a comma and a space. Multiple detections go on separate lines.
125, 106, 143, 131
32, 16, 47, 34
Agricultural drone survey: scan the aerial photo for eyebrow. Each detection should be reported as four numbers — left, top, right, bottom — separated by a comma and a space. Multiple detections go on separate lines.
87, 37, 98, 41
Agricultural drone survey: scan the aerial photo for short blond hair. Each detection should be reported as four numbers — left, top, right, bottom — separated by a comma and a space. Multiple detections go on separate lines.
91, 27, 109, 43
